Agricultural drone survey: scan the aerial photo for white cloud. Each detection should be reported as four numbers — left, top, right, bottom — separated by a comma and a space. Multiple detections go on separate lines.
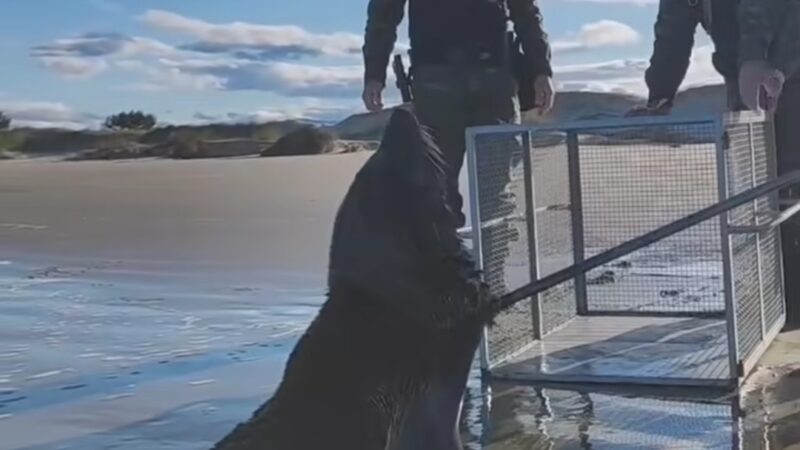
37, 56, 109, 79
553, 20, 640, 54
152, 58, 365, 97
139, 9, 363, 59
193, 99, 360, 125
551, 44, 723, 95
0, 99, 98, 129
560, 0, 657, 6
24, 9, 728, 126
31, 33, 184, 81
32, 33, 179, 60
115, 60, 227, 92
30, 9, 402, 98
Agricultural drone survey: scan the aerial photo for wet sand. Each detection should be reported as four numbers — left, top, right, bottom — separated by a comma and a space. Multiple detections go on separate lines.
1, 154, 800, 449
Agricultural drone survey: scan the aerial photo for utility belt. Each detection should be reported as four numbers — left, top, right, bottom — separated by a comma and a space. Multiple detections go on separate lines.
409, 42, 509, 68
395, 36, 537, 111
440, 47, 507, 67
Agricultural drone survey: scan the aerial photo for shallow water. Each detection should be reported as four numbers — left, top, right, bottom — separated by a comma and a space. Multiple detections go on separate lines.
0, 256, 320, 449
462, 378, 800, 449
0, 258, 320, 388
3, 255, 800, 449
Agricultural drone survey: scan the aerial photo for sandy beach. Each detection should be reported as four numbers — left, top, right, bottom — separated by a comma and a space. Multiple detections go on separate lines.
0, 154, 376, 274
0, 154, 371, 449
1, 154, 799, 449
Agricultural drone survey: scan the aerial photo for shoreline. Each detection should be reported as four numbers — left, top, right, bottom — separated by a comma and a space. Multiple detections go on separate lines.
3, 149, 800, 448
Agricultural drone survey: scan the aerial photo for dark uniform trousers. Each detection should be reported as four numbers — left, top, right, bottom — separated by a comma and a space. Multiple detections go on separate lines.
412, 62, 522, 294
775, 74, 800, 328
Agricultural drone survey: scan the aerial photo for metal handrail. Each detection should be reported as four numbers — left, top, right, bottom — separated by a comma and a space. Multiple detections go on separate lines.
728, 199, 800, 234
496, 170, 800, 311
456, 204, 570, 239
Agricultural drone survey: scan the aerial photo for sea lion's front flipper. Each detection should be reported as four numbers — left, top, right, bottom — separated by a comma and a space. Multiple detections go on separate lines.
388, 382, 466, 450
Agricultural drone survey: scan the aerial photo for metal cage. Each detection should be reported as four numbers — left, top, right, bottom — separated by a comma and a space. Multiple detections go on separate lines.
464, 111, 788, 388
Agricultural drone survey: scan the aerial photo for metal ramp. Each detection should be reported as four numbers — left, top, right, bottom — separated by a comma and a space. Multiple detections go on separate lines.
464, 112, 792, 389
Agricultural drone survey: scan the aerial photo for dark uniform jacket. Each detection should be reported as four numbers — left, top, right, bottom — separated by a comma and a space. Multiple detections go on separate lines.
739, 0, 800, 79
644, 0, 741, 105
362, 0, 553, 86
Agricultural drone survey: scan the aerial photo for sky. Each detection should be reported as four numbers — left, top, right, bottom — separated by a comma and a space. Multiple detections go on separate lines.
0, 0, 723, 129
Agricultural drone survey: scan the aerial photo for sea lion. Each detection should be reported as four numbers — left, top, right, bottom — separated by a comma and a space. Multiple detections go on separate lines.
212, 108, 499, 450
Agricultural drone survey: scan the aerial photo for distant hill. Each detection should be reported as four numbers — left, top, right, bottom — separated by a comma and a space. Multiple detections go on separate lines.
0, 120, 310, 159
327, 106, 403, 141
0, 84, 729, 160
326, 84, 728, 142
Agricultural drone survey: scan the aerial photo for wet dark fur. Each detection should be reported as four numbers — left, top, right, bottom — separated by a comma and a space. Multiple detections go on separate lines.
212, 108, 498, 450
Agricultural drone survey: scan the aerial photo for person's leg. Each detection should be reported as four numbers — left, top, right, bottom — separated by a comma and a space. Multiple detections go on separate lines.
775, 75, 800, 328
467, 66, 522, 296
468, 66, 521, 219
411, 64, 471, 228
705, 0, 746, 110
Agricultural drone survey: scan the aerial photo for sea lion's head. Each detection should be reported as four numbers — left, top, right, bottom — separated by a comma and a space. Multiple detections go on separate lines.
361, 108, 453, 225
328, 108, 476, 306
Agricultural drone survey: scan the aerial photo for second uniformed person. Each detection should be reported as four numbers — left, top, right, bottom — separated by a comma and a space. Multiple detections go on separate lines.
628, 0, 745, 116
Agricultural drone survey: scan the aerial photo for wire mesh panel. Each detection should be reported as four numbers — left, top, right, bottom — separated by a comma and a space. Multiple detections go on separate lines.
471, 130, 536, 368
530, 133, 576, 336
724, 113, 786, 370
469, 129, 578, 368
750, 120, 785, 335
577, 123, 724, 315
466, 112, 785, 387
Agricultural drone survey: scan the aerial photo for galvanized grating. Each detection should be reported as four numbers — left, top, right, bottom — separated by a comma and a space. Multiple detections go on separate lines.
474, 131, 536, 367
732, 233, 763, 360
761, 229, 785, 330
530, 135, 577, 336
724, 116, 785, 363
727, 123, 757, 227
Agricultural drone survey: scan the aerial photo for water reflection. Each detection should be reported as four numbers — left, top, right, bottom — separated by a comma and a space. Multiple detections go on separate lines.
739, 367, 800, 450
460, 366, 800, 449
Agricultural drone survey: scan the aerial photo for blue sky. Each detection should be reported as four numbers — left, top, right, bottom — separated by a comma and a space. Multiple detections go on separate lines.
0, 0, 721, 129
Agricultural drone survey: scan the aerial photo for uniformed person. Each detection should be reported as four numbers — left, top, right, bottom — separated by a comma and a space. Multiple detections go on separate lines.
738, 0, 800, 327
627, 0, 745, 116
360, 0, 556, 299
360, 0, 555, 229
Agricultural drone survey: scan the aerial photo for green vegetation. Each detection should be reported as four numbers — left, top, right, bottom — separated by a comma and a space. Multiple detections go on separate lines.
0, 112, 10, 130
0, 120, 311, 158
104, 110, 157, 131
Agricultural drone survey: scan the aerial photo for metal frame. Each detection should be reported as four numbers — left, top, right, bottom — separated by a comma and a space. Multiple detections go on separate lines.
520, 131, 544, 340
465, 129, 491, 373
724, 112, 789, 382
715, 115, 741, 381
464, 111, 794, 388
566, 131, 588, 315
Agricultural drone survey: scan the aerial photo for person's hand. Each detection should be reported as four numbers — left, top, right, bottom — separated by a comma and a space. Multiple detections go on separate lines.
362, 79, 385, 113
532, 75, 555, 115
739, 60, 785, 113
625, 99, 672, 117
